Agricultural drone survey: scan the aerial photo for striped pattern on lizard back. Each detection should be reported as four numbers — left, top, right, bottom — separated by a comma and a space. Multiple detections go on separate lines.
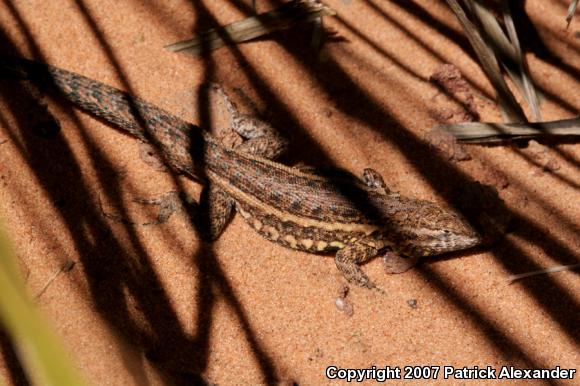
2, 56, 483, 290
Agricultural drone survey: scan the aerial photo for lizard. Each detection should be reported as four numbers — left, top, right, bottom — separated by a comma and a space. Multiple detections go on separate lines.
0, 56, 482, 292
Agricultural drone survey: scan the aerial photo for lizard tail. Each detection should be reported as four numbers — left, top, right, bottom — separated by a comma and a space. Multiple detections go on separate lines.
0, 55, 40, 79
0, 56, 207, 179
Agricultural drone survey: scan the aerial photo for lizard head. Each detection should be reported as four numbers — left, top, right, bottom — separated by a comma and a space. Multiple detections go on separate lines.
385, 199, 481, 257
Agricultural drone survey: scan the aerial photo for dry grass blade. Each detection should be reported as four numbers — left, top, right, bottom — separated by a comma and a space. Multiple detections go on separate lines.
508, 263, 580, 283
567, 0, 578, 27
34, 260, 76, 301
470, 3, 537, 115
445, 0, 527, 123
501, 3, 541, 121
437, 117, 580, 143
165, 0, 336, 56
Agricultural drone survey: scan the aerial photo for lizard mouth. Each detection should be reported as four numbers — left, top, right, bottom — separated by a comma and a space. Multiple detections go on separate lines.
397, 229, 481, 257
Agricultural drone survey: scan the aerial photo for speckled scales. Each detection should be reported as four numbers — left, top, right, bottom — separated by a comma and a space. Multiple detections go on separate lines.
2, 57, 483, 291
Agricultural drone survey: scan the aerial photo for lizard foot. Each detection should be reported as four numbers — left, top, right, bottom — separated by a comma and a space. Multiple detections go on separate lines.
383, 251, 420, 274
133, 191, 195, 226
334, 242, 385, 294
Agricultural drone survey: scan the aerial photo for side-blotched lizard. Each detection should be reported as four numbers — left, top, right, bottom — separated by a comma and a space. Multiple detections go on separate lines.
1, 57, 482, 292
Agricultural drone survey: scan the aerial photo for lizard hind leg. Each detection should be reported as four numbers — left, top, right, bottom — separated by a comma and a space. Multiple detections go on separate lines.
133, 184, 234, 242
234, 125, 289, 160
195, 184, 235, 241
334, 241, 385, 294
362, 168, 391, 194
209, 83, 289, 160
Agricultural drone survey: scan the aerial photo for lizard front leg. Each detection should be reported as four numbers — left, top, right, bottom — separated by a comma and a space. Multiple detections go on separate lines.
335, 240, 384, 293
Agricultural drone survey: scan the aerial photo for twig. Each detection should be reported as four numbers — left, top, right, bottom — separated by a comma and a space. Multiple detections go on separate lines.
508, 263, 580, 283
567, 0, 578, 27
165, 0, 336, 56
34, 260, 75, 301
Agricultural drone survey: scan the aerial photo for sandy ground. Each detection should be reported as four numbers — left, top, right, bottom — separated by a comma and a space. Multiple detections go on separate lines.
0, 1, 578, 385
